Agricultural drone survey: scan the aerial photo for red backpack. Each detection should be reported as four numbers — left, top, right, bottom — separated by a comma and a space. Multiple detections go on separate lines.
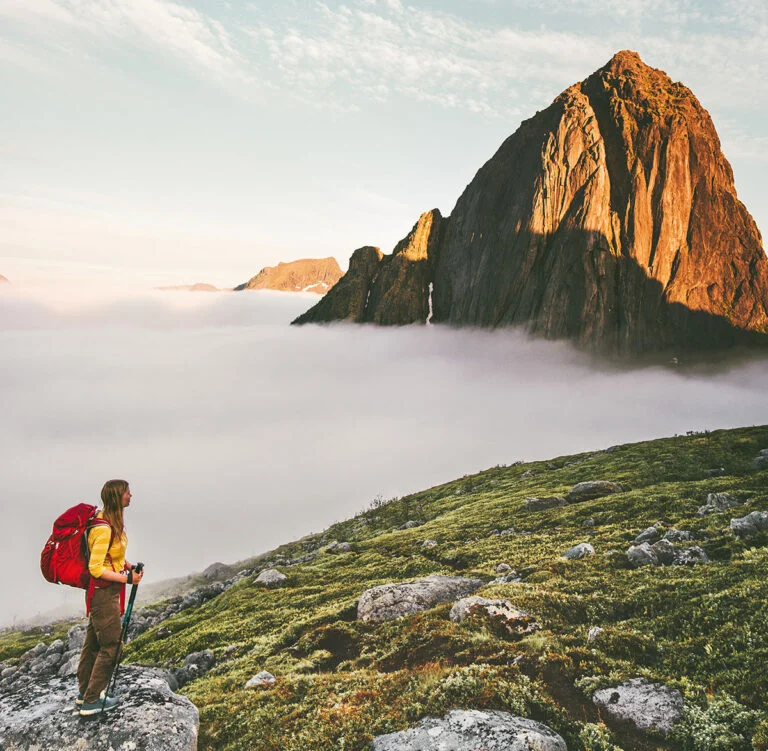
40, 503, 114, 588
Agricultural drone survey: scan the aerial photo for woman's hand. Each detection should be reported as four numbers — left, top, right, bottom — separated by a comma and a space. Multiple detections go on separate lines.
131, 569, 144, 585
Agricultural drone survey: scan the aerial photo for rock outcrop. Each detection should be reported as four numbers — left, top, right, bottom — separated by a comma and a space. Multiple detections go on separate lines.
0, 663, 198, 750
292, 51, 768, 355
357, 574, 484, 622
235, 257, 343, 295
371, 708, 567, 751
592, 678, 684, 735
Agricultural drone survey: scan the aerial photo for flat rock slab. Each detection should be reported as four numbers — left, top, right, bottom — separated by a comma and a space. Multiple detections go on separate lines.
371, 708, 567, 750
593, 678, 684, 736
0, 665, 198, 750
357, 574, 484, 622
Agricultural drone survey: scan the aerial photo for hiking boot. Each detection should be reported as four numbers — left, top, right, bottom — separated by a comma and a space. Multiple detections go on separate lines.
75, 689, 104, 706
79, 695, 120, 716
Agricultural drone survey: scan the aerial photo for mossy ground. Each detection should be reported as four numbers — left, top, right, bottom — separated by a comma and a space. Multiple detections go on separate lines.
4, 425, 768, 750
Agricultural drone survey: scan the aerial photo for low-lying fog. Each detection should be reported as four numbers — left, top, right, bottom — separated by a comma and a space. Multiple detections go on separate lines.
2, 284, 768, 628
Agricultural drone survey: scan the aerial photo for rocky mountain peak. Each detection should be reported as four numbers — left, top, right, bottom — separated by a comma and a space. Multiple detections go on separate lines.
292, 52, 768, 355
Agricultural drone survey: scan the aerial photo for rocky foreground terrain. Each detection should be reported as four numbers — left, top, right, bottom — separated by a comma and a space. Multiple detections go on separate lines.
2, 424, 767, 749
293, 50, 768, 357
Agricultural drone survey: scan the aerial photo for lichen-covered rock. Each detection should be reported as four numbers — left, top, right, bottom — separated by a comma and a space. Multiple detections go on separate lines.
254, 568, 287, 587
592, 678, 684, 735
698, 492, 740, 516
357, 574, 484, 622
633, 526, 661, 545
371, 708, 567, 751
730, 511, 768, 538
245, 670, 275, 688
567, 481, 622, 502
449, 596, 537, 632
664, 528, 695, 542
588, 626, 604, 643
627, 543, 658, 567
563, 542, 595, 559
0, 665, 198, 750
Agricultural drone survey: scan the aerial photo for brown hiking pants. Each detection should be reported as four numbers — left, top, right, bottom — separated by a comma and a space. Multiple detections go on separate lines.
77, 583, 123, 702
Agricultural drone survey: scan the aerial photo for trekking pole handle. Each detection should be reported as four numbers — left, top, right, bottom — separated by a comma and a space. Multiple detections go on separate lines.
133, 562, 144, 574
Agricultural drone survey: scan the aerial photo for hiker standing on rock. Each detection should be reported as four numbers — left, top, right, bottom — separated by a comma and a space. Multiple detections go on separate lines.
76, 479, 143, 716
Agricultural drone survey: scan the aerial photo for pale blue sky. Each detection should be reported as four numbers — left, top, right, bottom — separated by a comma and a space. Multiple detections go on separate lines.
1, 0, 766, 288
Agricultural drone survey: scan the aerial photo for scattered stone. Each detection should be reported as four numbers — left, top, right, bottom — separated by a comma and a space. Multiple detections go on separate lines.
730, 511, 768, 538
582, 518, 596, 527
663, 528, 695, 542
327, 541, 352, 553
520, 470, 538, 479
449, 596, 540, 635
587, 626, 604, 643
703, 467, 726, 477
491, 572, 521, 584
698, 492, 740, 516
495, 563, 512, 573
254, 568, 287, 587
628, 540, 709, 567
156, 627, 172, 639
357, 574, 484, 623
592, 678, 684, 736
499, 527, 517, 536
524, 496, 567, 511
674, 546, 710, 565
420, 539, 438, 548
633, 526, 661, 545
650, 539, 678, 565
563, 543, 595, 559
371, 708, 567, 751
752, 454, 768, 470
566, 481, 622, 503
245, 670, 276, 688
0, 664, 198, 750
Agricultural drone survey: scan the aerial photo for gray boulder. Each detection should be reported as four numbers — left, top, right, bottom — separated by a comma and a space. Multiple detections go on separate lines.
357, 574, 484, 623
420, 539, 438, 548
449, 596, 535, 628
592, 678, 684, 735
245, 670, 275, 688
698, 492, 740, 516
495, 563, 512, 573
563, 543, 595, 560
202, 561, 233, 580
371, 708, 566, 751
254, 568, 287, 587
566, 481, 622, 502
663, 528, 694, 542
491, 571, 521, 584
650, 539, 678, 565
627, 543, 658, 567
523, 496, 566, 511
753, 454, 768, 469
0, 665, 198, 750
730, 511, 768, 538
633, 526, 661, 545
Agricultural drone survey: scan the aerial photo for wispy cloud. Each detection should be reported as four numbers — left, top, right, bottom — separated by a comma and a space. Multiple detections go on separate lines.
0, 0, 255, 90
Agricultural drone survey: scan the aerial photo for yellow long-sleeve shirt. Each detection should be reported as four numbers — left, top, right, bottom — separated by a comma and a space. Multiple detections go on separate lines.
87, 510, 128, 578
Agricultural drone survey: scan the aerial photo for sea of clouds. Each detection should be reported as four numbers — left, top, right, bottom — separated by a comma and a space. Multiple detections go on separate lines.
2, 283, 768, 628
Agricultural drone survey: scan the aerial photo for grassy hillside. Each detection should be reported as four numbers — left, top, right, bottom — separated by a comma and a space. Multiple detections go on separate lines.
6, 425, 768, 750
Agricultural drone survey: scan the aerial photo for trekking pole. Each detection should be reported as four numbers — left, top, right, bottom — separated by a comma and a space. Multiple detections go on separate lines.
101, 561, 144, 713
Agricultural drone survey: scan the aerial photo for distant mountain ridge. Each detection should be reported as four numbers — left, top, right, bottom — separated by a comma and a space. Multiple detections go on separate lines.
235, 257, 343, 294
155, 283, 219, 292
292, 51, 768, 355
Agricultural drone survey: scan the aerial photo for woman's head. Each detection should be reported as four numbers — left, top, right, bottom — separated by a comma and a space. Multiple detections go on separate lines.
101, 479, 130, 536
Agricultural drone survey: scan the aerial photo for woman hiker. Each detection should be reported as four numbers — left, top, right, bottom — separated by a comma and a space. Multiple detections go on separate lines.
76, 479, 144, 716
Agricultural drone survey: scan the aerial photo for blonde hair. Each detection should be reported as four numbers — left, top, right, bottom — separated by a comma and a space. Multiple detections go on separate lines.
100, 479, 128, 538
